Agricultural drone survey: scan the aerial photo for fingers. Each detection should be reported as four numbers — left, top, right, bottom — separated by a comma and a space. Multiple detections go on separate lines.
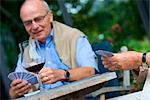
101, 56, 121, 71
15, 83, 31, 96
38, 68, 55, 84
39, 67, 52, 74
101, 57, 112, 67
13, 80, 28, 90
39, 70, 52, 79
10, 79, 22, 87
101, 57, 109, 65
38, 68, 62, 84
39, 68, 53, 81
41, 75, 56, 84
10, 80, 31, 97
107, 65, 121, 71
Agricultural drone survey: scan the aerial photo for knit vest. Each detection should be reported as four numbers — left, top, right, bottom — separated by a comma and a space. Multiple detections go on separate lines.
23, 21, 85, 68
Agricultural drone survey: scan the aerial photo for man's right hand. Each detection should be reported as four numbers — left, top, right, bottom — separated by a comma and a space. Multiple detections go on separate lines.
9, 79, 31, 99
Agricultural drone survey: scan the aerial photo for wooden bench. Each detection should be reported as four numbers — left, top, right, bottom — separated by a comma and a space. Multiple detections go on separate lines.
17, 72, 117, 100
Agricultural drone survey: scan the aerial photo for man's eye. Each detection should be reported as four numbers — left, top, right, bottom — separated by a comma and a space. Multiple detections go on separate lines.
35, 17, 44, 22
24, 21, 32, 25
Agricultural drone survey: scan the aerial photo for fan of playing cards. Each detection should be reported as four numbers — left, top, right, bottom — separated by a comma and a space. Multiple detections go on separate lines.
8, 72, 39, 85
95, 50, 114, 57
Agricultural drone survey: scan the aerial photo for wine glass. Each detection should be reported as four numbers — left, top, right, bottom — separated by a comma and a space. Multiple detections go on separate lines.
19, 40, 45, 90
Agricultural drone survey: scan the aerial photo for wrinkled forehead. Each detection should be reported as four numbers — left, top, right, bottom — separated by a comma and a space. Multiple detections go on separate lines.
20, 0, 48, 18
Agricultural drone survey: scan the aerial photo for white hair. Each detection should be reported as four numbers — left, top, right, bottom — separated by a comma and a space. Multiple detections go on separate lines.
42, 0, 52, 12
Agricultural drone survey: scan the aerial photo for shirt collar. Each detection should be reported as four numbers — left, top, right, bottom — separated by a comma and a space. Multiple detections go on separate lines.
39, 28, 54, 47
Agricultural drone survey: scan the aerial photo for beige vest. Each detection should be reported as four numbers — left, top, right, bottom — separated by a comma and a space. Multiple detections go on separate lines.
23, 21, 85, 68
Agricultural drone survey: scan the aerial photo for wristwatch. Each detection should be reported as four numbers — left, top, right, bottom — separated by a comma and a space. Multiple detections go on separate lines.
64, 70, 70, 81
136, 53, 149, 83
140, 53, 148, 71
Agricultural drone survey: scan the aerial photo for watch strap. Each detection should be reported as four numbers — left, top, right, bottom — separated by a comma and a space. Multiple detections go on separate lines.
142, 53, 147, 62
136, 53, 148, 83
64, 70, 70, 81
141, 53, 148, 71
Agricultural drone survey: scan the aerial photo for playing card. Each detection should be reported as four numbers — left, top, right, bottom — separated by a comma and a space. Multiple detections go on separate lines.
16, 72, 22, 79
24, 73, 35, 80
21, 72, 30, 80
26, 74, 36, 80
27, 76, 39, 85
8, 72, 16, 80
95, 50, 114, 57
14, 72, 19, 79
8, 72, 39, 85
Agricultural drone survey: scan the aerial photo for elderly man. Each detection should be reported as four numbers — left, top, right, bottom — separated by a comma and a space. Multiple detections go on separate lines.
9, 0, 98, 98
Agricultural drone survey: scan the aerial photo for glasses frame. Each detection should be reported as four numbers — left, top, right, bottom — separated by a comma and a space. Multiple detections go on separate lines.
23, 11, 49, 27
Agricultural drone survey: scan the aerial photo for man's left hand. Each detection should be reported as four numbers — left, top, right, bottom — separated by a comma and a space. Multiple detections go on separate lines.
38, 68, 65, 84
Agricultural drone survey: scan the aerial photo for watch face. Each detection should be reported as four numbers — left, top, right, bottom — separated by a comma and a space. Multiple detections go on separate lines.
65, 70, 70, 81
142, 53, 147, 62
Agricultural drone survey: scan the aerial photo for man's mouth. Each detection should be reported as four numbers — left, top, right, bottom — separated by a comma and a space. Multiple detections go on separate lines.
33, 30, 43, 35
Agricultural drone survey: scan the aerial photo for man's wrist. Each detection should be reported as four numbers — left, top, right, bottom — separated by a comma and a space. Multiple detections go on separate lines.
64, 70, 70, 81
139, 53, 149, 72
146, 53, 150, 67
137, 52, 143, 67
60, 70, 70, 81
135, 52, 149, 83
60, 70, 66, 81
9, 88, 17, 99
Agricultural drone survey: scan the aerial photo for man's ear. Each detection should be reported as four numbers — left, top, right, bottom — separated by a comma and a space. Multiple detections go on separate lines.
49, 12, 53, 23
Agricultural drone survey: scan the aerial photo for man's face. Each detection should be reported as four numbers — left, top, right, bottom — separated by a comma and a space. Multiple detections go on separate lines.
20, 1, 53, 43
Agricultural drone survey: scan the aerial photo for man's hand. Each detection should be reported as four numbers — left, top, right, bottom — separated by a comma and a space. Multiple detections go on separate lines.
9, 79, 31, 99
38, 67, 95, 84
101, 51, 142, 71
38, 68, 66, 84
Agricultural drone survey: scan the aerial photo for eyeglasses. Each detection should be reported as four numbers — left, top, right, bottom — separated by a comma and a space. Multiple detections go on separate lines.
23, 11, 49, 27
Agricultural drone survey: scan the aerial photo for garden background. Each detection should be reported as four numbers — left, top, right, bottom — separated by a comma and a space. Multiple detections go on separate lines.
0, 0, 149, 99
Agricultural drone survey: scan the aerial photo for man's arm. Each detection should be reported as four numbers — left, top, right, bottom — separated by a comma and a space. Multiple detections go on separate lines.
39, 37, 97, 84
39, 67, 95, 84
102, 51, 150, 71
101, 51, 150, 83
69, 36, 98, 81
65, 67, 95, 81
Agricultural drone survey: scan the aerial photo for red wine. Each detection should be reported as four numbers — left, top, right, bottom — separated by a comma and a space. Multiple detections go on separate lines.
26, 62, 45, 73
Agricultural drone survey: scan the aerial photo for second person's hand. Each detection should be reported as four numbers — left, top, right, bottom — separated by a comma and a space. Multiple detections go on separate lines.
101, 51, 142, 71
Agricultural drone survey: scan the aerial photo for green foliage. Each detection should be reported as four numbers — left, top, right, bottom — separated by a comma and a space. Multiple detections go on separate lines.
128, 38, 150, 52
71, 0, 148, 52
1, 0, 149, 70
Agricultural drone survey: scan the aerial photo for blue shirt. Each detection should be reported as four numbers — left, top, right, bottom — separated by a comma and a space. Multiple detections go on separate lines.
15, 29, 98, 89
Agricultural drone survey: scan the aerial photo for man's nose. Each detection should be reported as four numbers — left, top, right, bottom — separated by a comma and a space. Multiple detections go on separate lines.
31, 21, 39, 30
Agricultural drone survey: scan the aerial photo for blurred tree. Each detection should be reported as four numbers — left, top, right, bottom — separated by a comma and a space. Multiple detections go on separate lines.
0, 0, 149, 79
0, 0, 149, 98
70, 0, 149, 52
